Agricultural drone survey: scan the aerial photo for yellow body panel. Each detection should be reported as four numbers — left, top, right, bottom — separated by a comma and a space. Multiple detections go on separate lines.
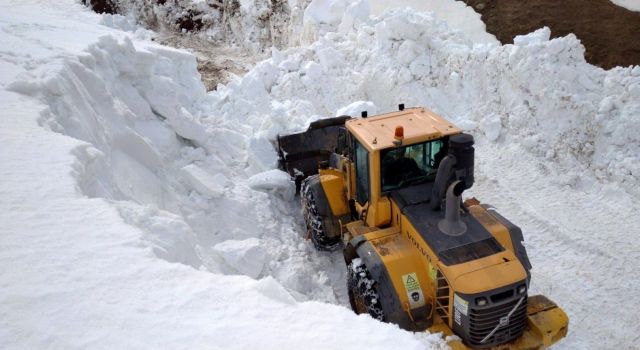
366, 195, 391, 227
367, 149, 383, 224
525, 295, 569, 348
318, 168, 349, 216
365, 230, 434, 316
396, 201, 526, 295
450, 260, 527, 295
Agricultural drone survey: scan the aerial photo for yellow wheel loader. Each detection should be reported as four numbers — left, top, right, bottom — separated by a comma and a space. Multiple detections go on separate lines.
277, 106, 568, 349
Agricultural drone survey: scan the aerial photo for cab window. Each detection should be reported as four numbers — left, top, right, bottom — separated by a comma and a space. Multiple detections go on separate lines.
354, 140, 369, 204
381, 139, 445, 192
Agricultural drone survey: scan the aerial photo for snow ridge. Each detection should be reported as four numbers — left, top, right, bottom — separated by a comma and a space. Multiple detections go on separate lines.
1, 2, 448, 349
203, 13, 640, 192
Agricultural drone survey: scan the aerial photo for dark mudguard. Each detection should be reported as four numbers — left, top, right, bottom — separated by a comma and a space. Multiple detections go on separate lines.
345, 235, 432, 331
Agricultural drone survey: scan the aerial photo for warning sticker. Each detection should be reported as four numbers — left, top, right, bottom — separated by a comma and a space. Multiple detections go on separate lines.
428, 263, 437, 281
454, 294, 469, 316
402, 273, 425, 309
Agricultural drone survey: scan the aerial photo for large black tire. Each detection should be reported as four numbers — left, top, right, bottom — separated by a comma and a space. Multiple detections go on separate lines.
301, 177, 342, 251
347, 258, 385, 321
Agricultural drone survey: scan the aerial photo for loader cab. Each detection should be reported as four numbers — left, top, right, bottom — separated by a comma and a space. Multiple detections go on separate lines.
344, 107, 462, 227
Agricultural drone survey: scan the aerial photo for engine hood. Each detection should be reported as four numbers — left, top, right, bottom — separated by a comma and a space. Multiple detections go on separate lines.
451, 259, 527, 295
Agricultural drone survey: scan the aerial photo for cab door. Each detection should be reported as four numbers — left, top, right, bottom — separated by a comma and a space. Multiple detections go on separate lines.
353, 138, 370, 217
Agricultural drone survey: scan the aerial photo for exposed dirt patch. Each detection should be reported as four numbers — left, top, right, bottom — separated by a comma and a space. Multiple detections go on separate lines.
84, 0, 293, 90
157, 34, 265, 90
463, 0, 640, 69
83, 0, 118, 14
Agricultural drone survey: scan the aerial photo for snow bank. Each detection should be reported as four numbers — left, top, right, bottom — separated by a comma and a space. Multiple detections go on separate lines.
110, 0, 313, 52
205, 13, 640, 193
7, 0, 346, 303
0, 1, 449, 349
369, 0, 497, 44
110, 0, 497, 55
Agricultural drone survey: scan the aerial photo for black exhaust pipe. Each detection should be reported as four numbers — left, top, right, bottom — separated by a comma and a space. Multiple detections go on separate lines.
430, 133, 475, 210
438, 181, 467, 236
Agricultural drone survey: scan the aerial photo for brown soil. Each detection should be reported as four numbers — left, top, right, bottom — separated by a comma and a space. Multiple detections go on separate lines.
156, 34, 265, 91
462, 0, 640, 69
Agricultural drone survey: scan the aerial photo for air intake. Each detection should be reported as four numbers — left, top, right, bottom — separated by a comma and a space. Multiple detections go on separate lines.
438, 181, 467, 236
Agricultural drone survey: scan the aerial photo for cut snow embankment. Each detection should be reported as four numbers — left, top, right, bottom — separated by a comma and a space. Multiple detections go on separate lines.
369, 0, 497, 44
203, 14, 640, 195
0, 1, 448, 349
302, 0, 497, 45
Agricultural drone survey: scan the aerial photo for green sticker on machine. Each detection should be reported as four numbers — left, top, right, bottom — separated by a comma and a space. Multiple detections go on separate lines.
428, 263, 437, 281
402, 273, 425, 309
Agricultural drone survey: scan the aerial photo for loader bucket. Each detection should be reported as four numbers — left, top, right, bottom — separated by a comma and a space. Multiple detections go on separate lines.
276, 115, 350, 188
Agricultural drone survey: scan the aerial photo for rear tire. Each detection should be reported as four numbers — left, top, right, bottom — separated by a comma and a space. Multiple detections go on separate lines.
301, 177, 341, 251
347, 258, 385, 321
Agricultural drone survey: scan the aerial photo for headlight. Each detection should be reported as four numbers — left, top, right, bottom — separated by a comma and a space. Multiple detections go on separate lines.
476, 297, 488, 306
518, 284, 527, 294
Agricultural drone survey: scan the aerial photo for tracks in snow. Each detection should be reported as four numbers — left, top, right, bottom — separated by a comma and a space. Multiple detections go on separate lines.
471, 141, 640, 349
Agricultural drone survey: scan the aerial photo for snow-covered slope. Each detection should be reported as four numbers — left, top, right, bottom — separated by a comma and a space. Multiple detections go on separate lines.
2, 0, 639, 349
369, 0, 497, 44
0, 1, 447, 349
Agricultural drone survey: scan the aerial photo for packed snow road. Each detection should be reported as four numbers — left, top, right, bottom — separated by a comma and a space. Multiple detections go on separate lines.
471, 140, 640, 349
1, 0, 639, 349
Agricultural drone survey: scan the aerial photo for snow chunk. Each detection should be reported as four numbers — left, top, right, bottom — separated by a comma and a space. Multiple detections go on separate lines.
514, 27, 551, 46
181, 164, 229, 198
369, 0, 498, 44
480, 114, 502, 142
338, 0, 371, 33
213, 238, 267, 279
336, 101, 378, 117
304, 0, 348, 26
246, 136, 278, 175
248, 169, 295, 200
254, 276, 296, 304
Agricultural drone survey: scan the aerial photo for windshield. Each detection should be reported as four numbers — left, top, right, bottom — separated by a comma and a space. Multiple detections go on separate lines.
381, 139, 445, 192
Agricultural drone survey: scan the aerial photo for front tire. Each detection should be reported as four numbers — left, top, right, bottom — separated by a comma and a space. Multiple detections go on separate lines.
301, 176, 341, 251
347, 258, 385, 321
